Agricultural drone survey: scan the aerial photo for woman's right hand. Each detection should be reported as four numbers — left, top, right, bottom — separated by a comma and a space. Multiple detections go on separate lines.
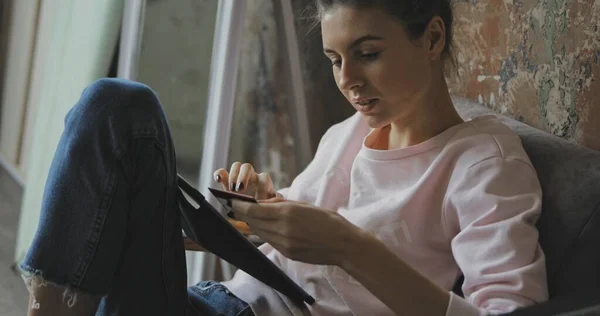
213, 162, 278, 200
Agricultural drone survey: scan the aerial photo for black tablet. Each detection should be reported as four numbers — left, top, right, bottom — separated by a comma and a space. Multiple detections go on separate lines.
207, 187, 257, 220
177, 175, 315, 307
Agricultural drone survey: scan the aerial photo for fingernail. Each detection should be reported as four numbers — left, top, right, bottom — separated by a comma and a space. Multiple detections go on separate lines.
230, 183, 235, 191
236, 182, 244, 191
215, 175, 221, 182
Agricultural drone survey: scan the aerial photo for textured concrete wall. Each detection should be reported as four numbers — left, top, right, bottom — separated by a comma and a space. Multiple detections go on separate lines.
135, 0, 351, 185
448, 0, 600, 150
137, 0, 218, 177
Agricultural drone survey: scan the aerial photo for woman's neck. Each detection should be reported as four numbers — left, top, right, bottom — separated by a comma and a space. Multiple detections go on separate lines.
386, 81, 463, 150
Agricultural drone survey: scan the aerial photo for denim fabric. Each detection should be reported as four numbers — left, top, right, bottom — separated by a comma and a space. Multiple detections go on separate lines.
19, 78, 252, 316
188, 281, 254, 316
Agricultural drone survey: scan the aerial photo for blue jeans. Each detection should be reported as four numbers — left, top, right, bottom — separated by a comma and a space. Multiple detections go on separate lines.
19, 78, 253, 316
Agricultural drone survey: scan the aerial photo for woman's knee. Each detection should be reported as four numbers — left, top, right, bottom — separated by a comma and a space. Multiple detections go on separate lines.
83, 78, 158, 105
65, 78, 167, 135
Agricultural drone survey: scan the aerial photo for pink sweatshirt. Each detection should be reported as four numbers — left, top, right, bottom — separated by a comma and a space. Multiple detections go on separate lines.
222, 113, 549, 315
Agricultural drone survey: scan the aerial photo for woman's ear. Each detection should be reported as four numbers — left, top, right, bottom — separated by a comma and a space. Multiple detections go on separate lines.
425, 16, 446, 61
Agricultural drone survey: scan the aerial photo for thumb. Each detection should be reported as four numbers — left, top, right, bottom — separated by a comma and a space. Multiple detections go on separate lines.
256, 172, 275, 199
258, 196, 285, 203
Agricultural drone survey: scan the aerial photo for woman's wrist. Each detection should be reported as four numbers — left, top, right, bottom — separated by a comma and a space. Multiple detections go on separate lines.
337, 226, 450, 315
338, 224, 380, 271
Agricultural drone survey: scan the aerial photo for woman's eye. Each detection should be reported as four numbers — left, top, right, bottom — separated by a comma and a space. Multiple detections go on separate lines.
361, 52, 380, 61
331, 60, 341, 68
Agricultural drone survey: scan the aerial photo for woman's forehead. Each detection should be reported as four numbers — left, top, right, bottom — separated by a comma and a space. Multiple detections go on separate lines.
321, 5, 388, 31
321, 6, 405, 49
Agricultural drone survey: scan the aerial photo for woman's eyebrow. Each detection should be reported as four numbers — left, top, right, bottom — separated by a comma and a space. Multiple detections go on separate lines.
323, 34, 385, 54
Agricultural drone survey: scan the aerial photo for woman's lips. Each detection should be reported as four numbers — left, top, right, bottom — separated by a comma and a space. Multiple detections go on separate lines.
354, 98, 380, 114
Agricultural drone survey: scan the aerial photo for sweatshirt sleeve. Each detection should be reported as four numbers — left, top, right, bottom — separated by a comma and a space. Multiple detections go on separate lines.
444, 157, 549, 315
277, 187, 290, 199
273, 127, 329, 201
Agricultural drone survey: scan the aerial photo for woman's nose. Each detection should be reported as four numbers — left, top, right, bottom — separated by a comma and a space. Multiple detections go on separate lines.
338, 63, 364, 91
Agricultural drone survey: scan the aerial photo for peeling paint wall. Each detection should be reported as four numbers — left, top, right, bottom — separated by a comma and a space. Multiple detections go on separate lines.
229, 0, 299, 189
448, 0, 600, 150
292, 0, 357, 154
227, 0, 353, 188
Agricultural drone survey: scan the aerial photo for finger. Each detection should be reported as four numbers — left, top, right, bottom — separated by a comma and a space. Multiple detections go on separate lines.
232, 200, 282, 220
228, 162, 242, 191
250, 229, 310, 256
236, 216, 282, 236
257, 196, 285, 203
227, 218, 252, 235
249, 227, 287, 246
213, 169, 230, 191
236, 163, 256, 193
256, 173, 275, 199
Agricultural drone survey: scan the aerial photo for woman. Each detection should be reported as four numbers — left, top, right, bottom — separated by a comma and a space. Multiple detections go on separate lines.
20, 0, 548, 315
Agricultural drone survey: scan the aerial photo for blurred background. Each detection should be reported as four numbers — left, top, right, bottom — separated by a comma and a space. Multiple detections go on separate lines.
1, 0, 599, 315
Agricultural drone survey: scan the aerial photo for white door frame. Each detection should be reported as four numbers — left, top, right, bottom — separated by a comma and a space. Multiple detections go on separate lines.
117, 0, 145, 81
0, 0, 42, 184
190, 0, 247, 283
276, 0, 312, 169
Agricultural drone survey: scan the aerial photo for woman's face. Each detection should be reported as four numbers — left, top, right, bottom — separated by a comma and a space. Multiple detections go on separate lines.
321, 5, 435, 129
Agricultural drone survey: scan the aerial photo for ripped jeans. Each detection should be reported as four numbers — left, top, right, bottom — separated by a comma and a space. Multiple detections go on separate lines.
19, 78, 253, 316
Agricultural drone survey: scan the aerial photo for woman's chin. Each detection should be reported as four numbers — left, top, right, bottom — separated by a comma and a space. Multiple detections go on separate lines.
361, 114, 390, 129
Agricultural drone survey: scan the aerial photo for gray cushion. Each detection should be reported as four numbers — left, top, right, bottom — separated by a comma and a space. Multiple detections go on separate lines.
452, 97, 600, 298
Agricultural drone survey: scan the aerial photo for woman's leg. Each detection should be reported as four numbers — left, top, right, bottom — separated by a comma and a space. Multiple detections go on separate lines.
19, 78, 188, 316
188, 281, 255, 316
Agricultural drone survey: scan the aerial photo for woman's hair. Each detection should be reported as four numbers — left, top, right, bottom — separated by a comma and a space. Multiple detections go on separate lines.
313, 0, 455, 63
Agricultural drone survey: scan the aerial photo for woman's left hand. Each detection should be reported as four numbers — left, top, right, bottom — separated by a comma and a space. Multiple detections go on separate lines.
231, 198, 362, 266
